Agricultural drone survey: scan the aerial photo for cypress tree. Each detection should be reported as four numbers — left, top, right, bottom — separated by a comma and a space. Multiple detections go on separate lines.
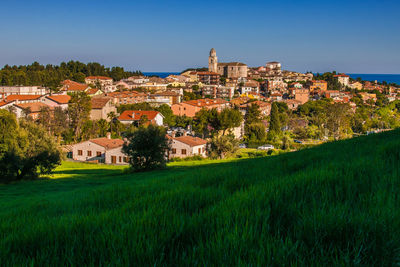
268, 102, 281, 139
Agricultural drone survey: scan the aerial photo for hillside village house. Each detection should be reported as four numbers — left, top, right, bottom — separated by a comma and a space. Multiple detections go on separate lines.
171, 98, 230, 117
90, 97, 117, 121
197, 71, 221, 85
239, 101, 271, 116
150, 91, 182, 105
292, 88, 310, 104
266, 78, 286, 91
118, 110, 164, 126
181, 71, 199, 82
168, 135, 207, 159
309, 80, 328, 91
3, 94, 43, 104
42, 94, 71, 110
86, 88, 104, 96
71, 135, 128, 164
0, 95, 44, 112
126, 76, 150, 84
14, 102, 52, 119
201, 85, 235, 99
0, 86, 49, 96
84, 76, 113, 87
105, 91, 147, 105
284, 99, 303, 110
0, 99, 15, 110
240, 81, 260, 95
349, 81, 363, 90
61, 80, 91, 93
334, 74, 350, 87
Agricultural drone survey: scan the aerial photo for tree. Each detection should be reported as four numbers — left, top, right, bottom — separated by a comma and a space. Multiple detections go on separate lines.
0, 61, 140, 87
138, 114, 149, 126
107, 111, 118, 133
193, 109, 210, 138
246, 123, 267, 147
245, 103, 262, 125
37, 106, 52, 134
97, 119, 109, 137
68, 92, 91, 141
0, 111, 61, 182
208, 134, 239, 159
52, 107, 69, 143
157, 104, 175, 126
218, 108, 243, 135
122, 125, 170, 172
268, 102, 281, 140
175, 115, 192, 129
325, 103, 353, 140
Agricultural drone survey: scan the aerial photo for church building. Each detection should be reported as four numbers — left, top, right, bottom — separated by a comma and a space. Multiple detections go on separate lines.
208, 48, 248, 79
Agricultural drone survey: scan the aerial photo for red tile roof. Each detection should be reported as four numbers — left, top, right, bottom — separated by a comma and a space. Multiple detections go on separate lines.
14, 102, 51, 113
6, 95, 42, 101
61, 80, 89, 91
46, 95, 71, 104
118, 110, 160, 121
89, 138, 124, 149
173, 136, 207, 147
0, 100, 14, 107
154, 91, 179, 96
184, 98, 228, 107
91, 97, 112, 109
87, 88, 102, 95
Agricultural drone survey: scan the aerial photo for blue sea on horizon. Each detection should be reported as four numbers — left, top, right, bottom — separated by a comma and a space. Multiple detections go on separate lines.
144, 72, 400, 85
142, 72, 180, 78
347, 74, 400, 85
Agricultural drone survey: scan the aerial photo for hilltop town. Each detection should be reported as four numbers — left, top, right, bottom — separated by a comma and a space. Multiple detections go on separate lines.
0, 49, 399, 165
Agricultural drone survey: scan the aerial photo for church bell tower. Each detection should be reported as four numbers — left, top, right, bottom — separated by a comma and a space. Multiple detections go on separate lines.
208, 48, 218, 73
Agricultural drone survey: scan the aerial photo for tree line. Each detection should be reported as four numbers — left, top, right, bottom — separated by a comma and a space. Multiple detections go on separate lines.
0, 61, 142, 90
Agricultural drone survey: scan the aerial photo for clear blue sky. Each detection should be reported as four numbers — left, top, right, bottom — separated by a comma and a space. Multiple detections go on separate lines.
0, 0, 399, 73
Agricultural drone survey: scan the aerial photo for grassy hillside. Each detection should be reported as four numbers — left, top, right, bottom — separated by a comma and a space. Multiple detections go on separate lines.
1, 130, 399, 266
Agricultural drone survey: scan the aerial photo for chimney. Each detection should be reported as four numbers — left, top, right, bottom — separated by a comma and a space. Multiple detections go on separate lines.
183, 131, 187, 136
171, 131, 176, 138
106, 132, 111, 139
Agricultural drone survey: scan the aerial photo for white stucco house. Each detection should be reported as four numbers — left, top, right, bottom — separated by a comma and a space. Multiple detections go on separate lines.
168, 135, 207, 159
71, 135, 128, 165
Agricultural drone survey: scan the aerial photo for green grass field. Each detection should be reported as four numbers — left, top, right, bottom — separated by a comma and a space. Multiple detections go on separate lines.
1, 129, 400, 266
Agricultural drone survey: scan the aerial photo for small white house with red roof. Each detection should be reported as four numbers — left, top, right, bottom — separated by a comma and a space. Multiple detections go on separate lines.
71, 134, 128, 164
118, 110, 164, 126
168, 135, 207, 159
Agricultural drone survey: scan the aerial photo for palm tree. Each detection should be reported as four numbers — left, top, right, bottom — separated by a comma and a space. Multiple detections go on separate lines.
107, 111, 117, 133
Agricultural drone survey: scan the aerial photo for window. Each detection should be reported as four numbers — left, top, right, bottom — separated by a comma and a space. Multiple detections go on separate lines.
198, 148, 201, 154
124, 157, 128, 163
96, 151, 102, 157
78, 150, 83, 156
119, 156, 122, 163
87, 151, 92, 156
111, 156, 116, 164
181, 149, 186, 155
172, 148, 176, 154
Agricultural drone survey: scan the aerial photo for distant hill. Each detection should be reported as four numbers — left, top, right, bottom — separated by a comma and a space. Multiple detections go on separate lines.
181, 67, 208, 73
0, 129, 399, 265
